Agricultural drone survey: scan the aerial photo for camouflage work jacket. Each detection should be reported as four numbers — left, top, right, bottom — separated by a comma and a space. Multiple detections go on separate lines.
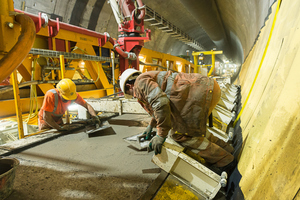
134, 71, 214, 138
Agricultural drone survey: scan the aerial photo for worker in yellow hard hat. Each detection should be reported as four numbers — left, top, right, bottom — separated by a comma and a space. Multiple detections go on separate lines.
38, 78, 100, 131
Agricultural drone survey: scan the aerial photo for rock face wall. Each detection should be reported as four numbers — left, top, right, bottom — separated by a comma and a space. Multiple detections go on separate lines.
235, 1, 300, 199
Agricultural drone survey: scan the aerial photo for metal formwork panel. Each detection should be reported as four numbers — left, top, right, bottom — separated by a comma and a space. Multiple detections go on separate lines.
207, 126, 230, 142
152, 138, 226, 200
220, 91, 236, 103
86, 98, 148, 115
218, 97, 236, 111
212, 107, 233, 126
223, 87, 238, 97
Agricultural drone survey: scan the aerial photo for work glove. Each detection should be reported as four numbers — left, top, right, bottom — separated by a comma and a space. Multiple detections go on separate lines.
142, 125, 153, 140
58, 124, 70, 131
149, 135, 166, 155
91, 115, 101, 125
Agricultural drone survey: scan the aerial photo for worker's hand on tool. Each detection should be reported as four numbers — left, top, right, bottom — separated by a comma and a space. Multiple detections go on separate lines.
91, 115, 101, 125
58, 124, 70, 131
142, 125, 153, 140
149, 135, 166, 155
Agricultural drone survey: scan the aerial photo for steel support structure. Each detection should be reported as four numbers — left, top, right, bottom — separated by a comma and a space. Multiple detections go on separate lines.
11, 71, 24, 139
192, 50, 223, 75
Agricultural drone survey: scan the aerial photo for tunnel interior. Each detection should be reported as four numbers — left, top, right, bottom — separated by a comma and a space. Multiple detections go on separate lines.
0, 0, 299, 199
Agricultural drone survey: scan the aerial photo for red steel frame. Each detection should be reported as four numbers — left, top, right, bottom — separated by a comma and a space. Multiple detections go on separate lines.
15, 1, 151, 74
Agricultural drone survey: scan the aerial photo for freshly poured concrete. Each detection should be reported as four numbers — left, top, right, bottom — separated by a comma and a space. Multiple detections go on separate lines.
3, 114, 159, 200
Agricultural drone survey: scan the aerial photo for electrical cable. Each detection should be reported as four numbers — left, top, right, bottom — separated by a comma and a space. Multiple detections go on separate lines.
233, 0, 282, 127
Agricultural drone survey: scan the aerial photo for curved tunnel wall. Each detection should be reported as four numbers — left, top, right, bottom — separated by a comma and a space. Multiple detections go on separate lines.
13, 0, 276, 64
11, 0, 300, 198
234, 1, 300, 199
216, 0, 276, 62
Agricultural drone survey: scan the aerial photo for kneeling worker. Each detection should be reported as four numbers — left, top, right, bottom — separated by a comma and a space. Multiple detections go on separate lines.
38, 78, 99, 131
119, 69, 234, 169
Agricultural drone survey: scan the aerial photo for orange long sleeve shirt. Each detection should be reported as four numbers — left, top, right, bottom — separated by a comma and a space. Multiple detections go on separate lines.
38, 89, 86, 127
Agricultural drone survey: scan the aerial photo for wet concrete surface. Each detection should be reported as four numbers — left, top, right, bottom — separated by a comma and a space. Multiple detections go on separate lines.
3, 114, 159, 200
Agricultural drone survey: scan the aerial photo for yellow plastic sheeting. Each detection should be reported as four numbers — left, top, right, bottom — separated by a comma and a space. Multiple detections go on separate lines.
153, 175, 202, 200
235, 1, 300, 199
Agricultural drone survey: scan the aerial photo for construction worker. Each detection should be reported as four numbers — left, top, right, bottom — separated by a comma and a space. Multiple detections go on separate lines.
38, 78, 100, 131
119, 69, 234, 168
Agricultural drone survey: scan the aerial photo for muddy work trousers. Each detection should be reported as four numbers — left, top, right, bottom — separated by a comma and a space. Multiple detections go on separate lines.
172, 133, 234, 167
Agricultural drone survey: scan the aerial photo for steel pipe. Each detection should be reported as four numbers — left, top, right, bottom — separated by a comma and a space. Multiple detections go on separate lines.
0, 14, 36, 83
136, 0, 146, 20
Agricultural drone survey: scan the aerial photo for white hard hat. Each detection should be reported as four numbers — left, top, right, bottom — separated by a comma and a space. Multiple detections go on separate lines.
119, 68, 141, 99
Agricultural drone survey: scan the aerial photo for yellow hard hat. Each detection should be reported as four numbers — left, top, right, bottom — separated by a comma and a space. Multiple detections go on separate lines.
56, 78, 77, 100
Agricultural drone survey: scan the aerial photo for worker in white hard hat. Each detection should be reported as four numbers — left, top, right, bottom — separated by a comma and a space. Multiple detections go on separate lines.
38, 78, 100, 131
119, 68, 235, 169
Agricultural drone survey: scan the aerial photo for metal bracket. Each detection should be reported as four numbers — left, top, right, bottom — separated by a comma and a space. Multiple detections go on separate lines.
48, 17, 60, 37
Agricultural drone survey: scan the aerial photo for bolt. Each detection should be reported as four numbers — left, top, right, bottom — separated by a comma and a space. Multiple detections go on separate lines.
220, 179, 227, 187
221, 171, 228, 179
228, 132, 233, 140
6, 22, 14, 29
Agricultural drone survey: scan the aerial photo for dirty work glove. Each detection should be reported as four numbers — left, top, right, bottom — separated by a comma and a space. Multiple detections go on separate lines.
143, 125, 153, 140
58, 124, 70, 131
149, 135, 166, 155
91, 115, 101, 125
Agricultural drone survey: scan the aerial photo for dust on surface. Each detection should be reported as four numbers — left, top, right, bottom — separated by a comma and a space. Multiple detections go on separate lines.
8, 165, 153, 200
4, 114, 159, 200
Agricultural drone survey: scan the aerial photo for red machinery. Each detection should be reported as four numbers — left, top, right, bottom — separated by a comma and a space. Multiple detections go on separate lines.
110, 0, 151, 72
14, 0, 150, 74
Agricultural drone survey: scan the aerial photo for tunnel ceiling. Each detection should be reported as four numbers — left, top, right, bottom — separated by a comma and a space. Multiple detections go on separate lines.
14, 0, 276, 65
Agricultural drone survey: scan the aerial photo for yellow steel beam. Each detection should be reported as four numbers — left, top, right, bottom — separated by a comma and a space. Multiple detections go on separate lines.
0, 96, 44, 119
0, 0, 14, 16
59, 54, 70, 123
0, 89, 108, 118
73, 42, 114, 95
0, 0, 17, 54
60, 55, 66, 79
18, 62, 55, 94
140, 48, 194, 73
35, 26, 113, 50
193, 53, 199, 73
0, 13, 36, 83
11, 70, 24, 139
192, 50, 223, 56
208, 54, 216, 76
192, 50, 223, 75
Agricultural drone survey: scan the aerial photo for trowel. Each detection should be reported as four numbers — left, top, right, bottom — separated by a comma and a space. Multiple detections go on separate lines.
71, 118, 116, 137
85, 125, 116, 137
123, 131, 156, 150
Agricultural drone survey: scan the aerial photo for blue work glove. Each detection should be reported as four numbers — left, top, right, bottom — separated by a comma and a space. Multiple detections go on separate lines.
149, 135, 166, 155
142, 125, 153, 140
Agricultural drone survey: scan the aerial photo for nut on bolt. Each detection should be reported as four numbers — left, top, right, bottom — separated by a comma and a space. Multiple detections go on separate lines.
220, 178, 227, 187
6, 22, 14, 29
